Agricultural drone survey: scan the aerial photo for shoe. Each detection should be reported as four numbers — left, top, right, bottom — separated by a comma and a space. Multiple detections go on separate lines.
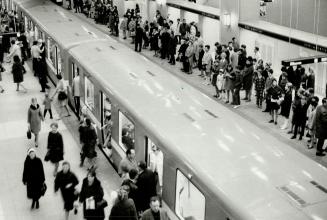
50, 117, 53, 119
79, 162, 83, 167
0, 89, 4, 93
31, 201, 35, 209
40, 90, 45, 93
299, 136, 302, 140
274, 122, 277, 125
268, 120, 274, 123
35, 201, 39, 209
233, 105, 240, 109
225, 101, 229, 104
213, 95, 218, 98
287, 131, 293, 134
35, 144, 38, 148
242, 98, 248, 100
290, 136, 296, 139
316, 152, 326, 156
262, 109, 269, 112
307, 145, 313, 149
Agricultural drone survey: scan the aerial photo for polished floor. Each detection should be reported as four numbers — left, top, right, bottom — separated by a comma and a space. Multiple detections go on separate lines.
0, 61, 120, 220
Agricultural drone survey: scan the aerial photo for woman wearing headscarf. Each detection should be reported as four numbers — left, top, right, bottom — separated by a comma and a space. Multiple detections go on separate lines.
28, 98, 44, 147
55, 161, 79, 220
22, 148, 45, 209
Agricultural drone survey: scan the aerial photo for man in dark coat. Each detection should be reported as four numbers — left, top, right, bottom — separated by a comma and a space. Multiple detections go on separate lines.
136, 161, 157, 213
237, 47, 247, 70
141, 196, 169, 220
135, 23, 143, 52
160, 26, 170, 59
80, 118, 97, 168
121, 169, 138, 210
291, 96, 309, 140
242, 57, 254, 101
313, 98, 327, 156
55, 161, 79, 219
168, 31, 177, 65
22, 148, 45, 209
293, 65, 302, 90
179, 19, 189, 39
231, 67, 243, 108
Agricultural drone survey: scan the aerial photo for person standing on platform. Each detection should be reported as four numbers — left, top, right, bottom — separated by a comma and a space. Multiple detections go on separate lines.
313, 97, 327, 156
0, 62, 4, 93
118, 148, 138, 179
135, 23, 143, 52
201, 45, 212, 85
267, 79, 283, 125
38, 40, 50, 92
109, 186, 138, 220
72, 72, 80, 119
263, 69, 275, 113
185, 38, 195, 74
231, 67, 243, 109
280, 83, 293, 130
79, 169, 106, 220
141, 196, 168, 220
30, 40, 42, 77
120, 15, 127, 39
28, 98, 44, 147
136, 161, 157, 213
46, 122, 64, 176
307, 96, 319, 149
254, 67, 265, 108
22, 148, 45, 210
242, 57, 254, 102
11, 55, 27, 92
7, 39, 21, 63
167, 30, 177, 65
80, 118, 97, 168
55, 161, 79, 220
160, 25, 170, 60
224, 64, 235, 104
18, 30, 28, 62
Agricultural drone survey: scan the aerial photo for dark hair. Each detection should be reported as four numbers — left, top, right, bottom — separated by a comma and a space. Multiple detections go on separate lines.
129, 169, 138, 179
11, 39, 15, 44
56, 74, 62, 80
308, 88, 314, 94
255, 46, 259, 51
87, 169, 96, 177
13, 55, 20, 63
268, 69, 274, 74
322, 97, 327, 104
138, 161, 147, 170
150, 196, 160, 204
126, 148, 134, 156
205, 45, 210, 50
33, 40, 38, 45
85, 118, 91, 127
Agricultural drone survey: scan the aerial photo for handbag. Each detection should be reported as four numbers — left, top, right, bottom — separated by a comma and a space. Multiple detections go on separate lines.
58, 91, 67, 101
96, 199, 108, 209
41, 183, 47, 196
27, 129, 31, 139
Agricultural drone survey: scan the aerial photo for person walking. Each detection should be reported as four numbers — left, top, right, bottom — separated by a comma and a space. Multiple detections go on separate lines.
134, 23, 143, 52
55, 161, 79, 220
80, 118, 97, 168
22, 148, 45, 210
109, 185, 138, 220
313, 97, 327, 156
43, 92, 53, 119
46, 122, 64, 176
79, 170, 106, 220
28, 98, 44, 147
12, 55, 27, 92
51, 74, 71, 119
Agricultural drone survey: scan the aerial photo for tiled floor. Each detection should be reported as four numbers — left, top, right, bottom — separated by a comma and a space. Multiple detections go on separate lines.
0, 62, 120, 219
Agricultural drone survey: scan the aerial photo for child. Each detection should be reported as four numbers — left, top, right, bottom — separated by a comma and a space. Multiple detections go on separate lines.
216, 69, 225, 99
43, 93, 53, 119
254, 69, 265, 108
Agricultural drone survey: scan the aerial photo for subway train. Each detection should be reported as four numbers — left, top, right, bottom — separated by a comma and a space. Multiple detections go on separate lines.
8, 0, 327, 219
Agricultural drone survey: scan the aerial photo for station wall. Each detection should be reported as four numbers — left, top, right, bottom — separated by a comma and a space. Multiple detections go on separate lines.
240, 28, 327, 99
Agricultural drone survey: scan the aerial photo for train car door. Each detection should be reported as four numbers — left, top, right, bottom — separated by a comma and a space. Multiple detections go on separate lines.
101, 92, 112, 159
145, 137, 164, 195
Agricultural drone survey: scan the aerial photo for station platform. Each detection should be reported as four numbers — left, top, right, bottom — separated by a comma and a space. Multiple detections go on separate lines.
71, 11, 327, 167
0, 61, 120, 219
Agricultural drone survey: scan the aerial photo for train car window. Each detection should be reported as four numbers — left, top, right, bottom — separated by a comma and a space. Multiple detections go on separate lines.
34, 26, 38, 40
118, 111, 134, 151
57, 47, 62, 74
24, 16, 28, 32
145, 137, 164, 193
85, 77, 95, 110
71, 62, 79, 79
101, 94, 112, 155
175, 170, 205, 220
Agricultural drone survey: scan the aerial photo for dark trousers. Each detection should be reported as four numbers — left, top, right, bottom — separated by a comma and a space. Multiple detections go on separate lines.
182, 60, 189, 72
233, 88, 241, 105
265, 95, 271, 111
245, 89, 251, 100
39, 77, 49, 91
317, 139, 326, 153
169, 53, 175, 64
74, 96, 80, 116
44, 109, 53, 119
256, 90, 264, 107
293, 121, 306, 138
161, 48, 168, 59
135, 40, 142, 52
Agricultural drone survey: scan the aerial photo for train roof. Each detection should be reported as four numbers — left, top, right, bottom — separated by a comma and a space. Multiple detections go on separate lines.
16, 0, 112, 48
69, 41, 327, 220
17, 0, 327, 219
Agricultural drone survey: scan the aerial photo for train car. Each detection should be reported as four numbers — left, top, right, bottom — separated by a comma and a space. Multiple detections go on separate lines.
12, 0, 327, 219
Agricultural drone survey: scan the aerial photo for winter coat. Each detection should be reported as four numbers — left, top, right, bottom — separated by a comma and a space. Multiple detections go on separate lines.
141, 209, 169, 220
255, 77, 265, 92
242, 65, 254, 90
47, 131, 64, 163
81, 125, 97, 159
28, 104, 43, 134
293, 102, 309, 125
12, 61, 24, 83
55, 170, 79, 211
313, 105, 327, 139
224, 70, 235, 90
136, 169, 157, 212
22, 156, 45, 200
280, 90, 292, 118
168, 36, 177, 55
79, 177, 105, 219
109, 198, 138, 220
121, 179, 138, 208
